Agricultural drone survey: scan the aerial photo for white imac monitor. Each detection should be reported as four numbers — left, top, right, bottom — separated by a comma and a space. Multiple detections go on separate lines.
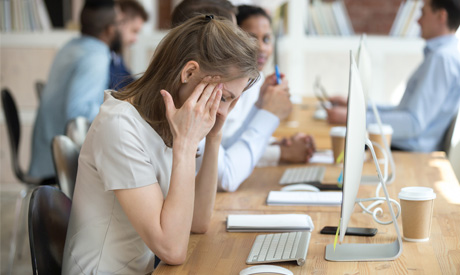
357, 34, 396, 185
324, 52, 402, 262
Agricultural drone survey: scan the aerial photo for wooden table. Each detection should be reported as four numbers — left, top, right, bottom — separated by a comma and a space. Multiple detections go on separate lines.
154, 152, 460, 274
274, 98, 343, 149
154, 99, 460, 274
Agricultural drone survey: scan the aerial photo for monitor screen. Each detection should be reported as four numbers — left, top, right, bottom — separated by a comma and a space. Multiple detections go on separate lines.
339, 51, 367, 243
356, 34, 372, 101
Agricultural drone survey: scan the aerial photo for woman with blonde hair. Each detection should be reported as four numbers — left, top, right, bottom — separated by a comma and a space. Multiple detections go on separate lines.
62, 15, 258, 274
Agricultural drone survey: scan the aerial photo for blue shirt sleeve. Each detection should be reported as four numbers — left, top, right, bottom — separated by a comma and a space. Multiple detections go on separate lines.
367, 51, 455, 140
66, 52, 110, 122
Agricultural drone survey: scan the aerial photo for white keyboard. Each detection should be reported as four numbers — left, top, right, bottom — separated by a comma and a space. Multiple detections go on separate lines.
279, 166, 326, 185
246, 231, 311, 266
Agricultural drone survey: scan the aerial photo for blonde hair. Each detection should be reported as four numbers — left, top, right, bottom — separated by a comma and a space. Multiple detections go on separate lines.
113, 15, 259, 146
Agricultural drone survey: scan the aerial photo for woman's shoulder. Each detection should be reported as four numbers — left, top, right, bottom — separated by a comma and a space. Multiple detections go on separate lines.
92, 91, 166, 146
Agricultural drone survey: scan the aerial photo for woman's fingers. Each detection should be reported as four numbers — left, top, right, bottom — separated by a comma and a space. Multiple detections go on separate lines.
161, 89, 176, 119
209, 88, 222, 118
187, 76, 212, 103
197, 82, 218, 108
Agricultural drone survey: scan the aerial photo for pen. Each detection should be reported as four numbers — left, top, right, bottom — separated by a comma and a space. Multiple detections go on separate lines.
275, 65, 281, 85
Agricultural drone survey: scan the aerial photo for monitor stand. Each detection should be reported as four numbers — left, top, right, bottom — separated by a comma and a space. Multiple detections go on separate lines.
325, 138, 403, 261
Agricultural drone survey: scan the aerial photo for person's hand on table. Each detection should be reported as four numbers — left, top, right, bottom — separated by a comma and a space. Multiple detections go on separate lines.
326, 106, 347, 125
328, 95, 348, 107
279, 133, 317, 163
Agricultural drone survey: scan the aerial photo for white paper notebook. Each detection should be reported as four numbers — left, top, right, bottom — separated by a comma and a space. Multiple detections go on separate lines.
226, 214, 314, 232
267, 191, 342, 206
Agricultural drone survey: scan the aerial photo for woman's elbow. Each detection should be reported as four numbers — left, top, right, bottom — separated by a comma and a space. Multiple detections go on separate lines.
158, 249, 187, 265
191, 224, 209, 234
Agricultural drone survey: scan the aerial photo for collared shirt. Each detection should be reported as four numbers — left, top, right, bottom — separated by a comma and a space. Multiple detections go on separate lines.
196, 73, 281, 192
29, 36, 111, 178
367, 34, 460, 152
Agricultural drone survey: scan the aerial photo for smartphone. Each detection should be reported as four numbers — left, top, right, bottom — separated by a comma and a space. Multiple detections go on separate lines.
320, 226, 377, 237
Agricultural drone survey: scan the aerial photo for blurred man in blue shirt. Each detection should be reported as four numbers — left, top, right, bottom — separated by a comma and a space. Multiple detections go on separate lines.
109, 0, 148, 90
327, 0, 460, 152
29, 0, 120, 178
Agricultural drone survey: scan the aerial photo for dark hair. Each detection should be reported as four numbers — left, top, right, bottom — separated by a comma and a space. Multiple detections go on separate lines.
236, 5, 271, 26
116, 0, 149, 22
171, 0, 236, 27
80, 1, 116, 37
431, 0, 460, 30
113, 15, 259, 147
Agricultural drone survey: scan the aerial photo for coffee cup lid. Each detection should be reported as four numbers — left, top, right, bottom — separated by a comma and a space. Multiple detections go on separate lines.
330, 126, 346, 137
368, 123, 393, 135
398, 187, 436, 201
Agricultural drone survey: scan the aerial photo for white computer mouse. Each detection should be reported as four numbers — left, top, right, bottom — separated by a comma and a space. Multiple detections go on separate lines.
281, 184, 320, 192
239, 265, 293, 275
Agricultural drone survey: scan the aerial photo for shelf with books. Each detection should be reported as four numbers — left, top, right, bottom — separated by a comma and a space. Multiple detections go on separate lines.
276, 0, 422, 37
1, 0, 52, 32
390, 0, 423, 37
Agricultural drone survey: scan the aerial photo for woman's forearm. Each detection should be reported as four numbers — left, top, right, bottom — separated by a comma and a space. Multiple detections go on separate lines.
159, 140, 198, 254
192, 136, 221, 233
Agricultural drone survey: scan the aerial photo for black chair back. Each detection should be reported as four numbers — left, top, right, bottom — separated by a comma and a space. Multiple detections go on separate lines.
1, 88, 25, 181
28, 186, 72, 274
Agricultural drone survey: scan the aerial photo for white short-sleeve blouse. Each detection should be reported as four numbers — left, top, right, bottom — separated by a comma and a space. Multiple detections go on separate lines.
62, 91, 172, 274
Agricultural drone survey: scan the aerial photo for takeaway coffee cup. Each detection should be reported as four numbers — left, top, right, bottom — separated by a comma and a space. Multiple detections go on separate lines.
398, 187, 436, 242
367, 123, 393, 160
330, 127, 346, 163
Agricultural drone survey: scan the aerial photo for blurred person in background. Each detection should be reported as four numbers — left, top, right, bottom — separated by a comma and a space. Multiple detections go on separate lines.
172, 1, 316, 192
109, 0, 148, 90
326, 0, 460, 152
29, 0, 119, 179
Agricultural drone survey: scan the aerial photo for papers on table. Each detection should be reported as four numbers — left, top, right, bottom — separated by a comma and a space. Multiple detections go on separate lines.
267, 191, 342, 206
226, 214, 314, 232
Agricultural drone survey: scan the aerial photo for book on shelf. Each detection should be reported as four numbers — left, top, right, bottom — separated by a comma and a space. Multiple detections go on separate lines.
307, 0, 354, 36
390, 0, 423, 37
1, 0, 51, 32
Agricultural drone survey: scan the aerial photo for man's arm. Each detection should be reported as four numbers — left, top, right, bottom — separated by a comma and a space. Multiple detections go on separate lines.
368, 54, 454, 140
66, 52, 110, 122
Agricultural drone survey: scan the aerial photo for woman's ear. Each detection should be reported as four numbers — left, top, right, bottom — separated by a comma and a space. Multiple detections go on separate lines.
181, 61, 200, 84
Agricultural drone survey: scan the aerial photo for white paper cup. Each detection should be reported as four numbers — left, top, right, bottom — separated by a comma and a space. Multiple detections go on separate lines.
367, 124, 393, 160
330, 127, 346, 163
398, 187, 436, 242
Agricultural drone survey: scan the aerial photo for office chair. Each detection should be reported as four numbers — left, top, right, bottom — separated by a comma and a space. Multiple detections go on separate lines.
35, 81, 45, 101
65, 116, 90, 149
52, 135, 79, 199
28, 186, 72, 275
1, 88, 56, 274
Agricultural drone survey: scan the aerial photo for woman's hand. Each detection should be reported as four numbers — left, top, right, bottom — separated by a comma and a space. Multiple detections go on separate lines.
161, 77, 223, 147
206, 96, 240, 139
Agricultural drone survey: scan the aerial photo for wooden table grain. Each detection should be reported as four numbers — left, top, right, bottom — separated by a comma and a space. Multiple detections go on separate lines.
154, 99, 460, 274
154, 152, 460, 274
